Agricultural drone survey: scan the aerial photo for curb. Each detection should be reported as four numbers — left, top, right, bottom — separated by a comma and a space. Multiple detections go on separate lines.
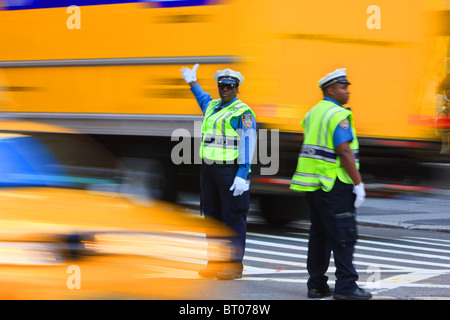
291, 219, 450, 233
357, 219, 450, 233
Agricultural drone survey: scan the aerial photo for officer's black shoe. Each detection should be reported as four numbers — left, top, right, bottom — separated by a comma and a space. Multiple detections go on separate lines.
333, 288, 372, 300
307, 287, 333, 298
216, 262, 243, 280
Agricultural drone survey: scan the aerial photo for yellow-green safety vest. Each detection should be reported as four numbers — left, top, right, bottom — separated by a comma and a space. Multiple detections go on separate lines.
201, 99, 255, 162
290, 99, 359, 192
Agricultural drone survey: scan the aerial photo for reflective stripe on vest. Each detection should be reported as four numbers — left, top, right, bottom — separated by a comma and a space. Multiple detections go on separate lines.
290, 100, 359, 192
200, 99, 255, 161
203, 134, 238, 149
300, 144, 359, 164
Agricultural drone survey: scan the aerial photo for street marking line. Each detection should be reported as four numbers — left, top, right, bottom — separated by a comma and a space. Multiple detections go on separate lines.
370, 271, 450, 292
409, 296, 450, 299
238, 275, 450, 292
358, 239, 450, 254
247, 238, 449, 270
245, 233, 450, 292
377, 238, 450, 249
249, 232, 450, 254
405, 236, 450, 244
355, 245, 450, 262
248, 232, 450, 257
247, 238, 303, 251
246, 247, 306, 259
238, 277, 308, 283
243, 268, 450, 275
353, 252, 450, 269
244, 255, 306, 268
246, 246, 435, 272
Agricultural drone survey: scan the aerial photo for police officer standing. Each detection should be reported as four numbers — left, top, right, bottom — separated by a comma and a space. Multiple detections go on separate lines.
290, 69, 372, 299
180, 64, 256, 280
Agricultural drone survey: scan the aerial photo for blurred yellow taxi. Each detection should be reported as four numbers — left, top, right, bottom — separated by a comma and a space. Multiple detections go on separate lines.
0, 120, 233, 299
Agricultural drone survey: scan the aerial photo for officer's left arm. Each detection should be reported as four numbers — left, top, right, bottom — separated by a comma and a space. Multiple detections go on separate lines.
334, 118, 361, 185
232, 112, 257, 180
333, 118, 354, 147
335, 142, 362, 185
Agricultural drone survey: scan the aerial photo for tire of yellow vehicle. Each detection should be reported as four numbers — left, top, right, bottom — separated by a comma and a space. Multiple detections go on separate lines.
259, 194, 309, 226
145, 158, 178, 202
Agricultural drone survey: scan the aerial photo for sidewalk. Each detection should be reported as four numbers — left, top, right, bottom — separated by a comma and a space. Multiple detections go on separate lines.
356, 188, 450, 233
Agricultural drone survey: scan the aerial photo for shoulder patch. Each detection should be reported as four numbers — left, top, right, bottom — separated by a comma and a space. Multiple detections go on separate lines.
338, 118, 349, 129
242, 114, 253, 129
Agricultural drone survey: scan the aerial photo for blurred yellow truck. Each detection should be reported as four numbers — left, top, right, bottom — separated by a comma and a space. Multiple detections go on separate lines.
0, 0, 448, 224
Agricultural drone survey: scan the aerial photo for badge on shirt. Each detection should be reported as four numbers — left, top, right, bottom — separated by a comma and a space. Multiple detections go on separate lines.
242, 114, 253, 129
339, 118, 349, 129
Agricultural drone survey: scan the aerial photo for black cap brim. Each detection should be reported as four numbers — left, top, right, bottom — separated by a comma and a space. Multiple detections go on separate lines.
322, 76, 351, 88
218, 76, 239, 85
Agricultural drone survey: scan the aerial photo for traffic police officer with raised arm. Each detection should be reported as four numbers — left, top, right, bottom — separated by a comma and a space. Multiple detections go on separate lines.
180, 64, 256, 280
290, 69, 371, 299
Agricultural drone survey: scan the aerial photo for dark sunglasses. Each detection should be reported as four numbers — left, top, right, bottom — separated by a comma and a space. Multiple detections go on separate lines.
218, 83, 238, 90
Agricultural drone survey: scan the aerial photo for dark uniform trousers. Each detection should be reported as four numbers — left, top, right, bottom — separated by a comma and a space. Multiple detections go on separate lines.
201, 162, 249, 263
305, 179, 359, 295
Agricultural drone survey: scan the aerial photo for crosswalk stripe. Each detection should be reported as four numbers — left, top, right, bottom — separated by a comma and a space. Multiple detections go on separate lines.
239, 276, 450, 290
246, 247, 305, 259
245, 247, 429, 273
249, 235, 450, 263
243, 267, 450, 274
248, 232, 450, 256
241, 233, 450, 296
244, 255, 306, 267
357, 238, 450, 254
392, 238, 450, 248
248, 232, 308, 242
357, 245, 450, 262
246, 240, 425, 272
247, 238, 303, 251
243, 231, 450, 281
246, 238, 450, 270
353, 252, 450, 269
405, 236, 450, 244
259, 230, 450, 254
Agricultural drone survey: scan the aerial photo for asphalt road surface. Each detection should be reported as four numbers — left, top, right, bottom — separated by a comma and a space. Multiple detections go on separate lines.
175, 190, 450, 300
178, 221, 450, 301
2, 189, 448, 306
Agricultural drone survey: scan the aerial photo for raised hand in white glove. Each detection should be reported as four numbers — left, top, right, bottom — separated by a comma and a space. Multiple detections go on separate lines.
353, 182, 366, 208
180, 64, 199, 84
229, 176, 250, 197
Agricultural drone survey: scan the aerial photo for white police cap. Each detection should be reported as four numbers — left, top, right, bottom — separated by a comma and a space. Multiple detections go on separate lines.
214, 69, 244, 85
318, 68, 351, 89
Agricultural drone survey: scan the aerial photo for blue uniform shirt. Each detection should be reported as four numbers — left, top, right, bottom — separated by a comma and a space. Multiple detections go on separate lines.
191, 83, 256, 180
323, 96, 354, 148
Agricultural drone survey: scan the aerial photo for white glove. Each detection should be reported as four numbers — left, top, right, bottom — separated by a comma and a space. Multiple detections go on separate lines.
229, 176, 250, 197
180, 64, 199, 84
353, 182, 366, 208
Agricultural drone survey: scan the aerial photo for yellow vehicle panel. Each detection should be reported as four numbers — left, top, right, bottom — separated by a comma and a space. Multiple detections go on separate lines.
0, 187, 232, 240
0, 117, 236, 299
0, 187, 234, 299
0, 255, 204, 299
0, 0, 447, 141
